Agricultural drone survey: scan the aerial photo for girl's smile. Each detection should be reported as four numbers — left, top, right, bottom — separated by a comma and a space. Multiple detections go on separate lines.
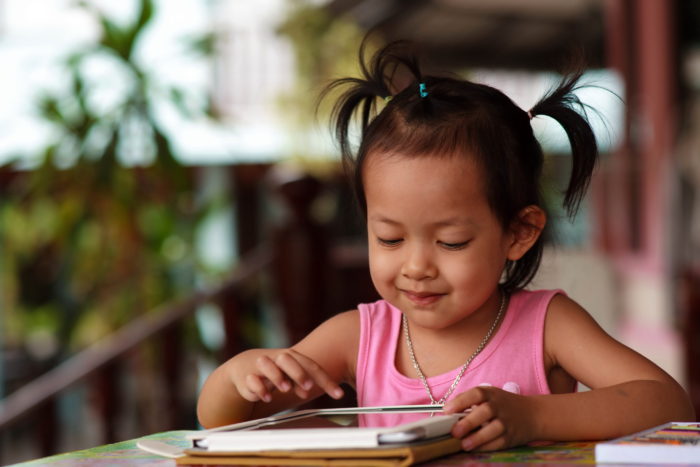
400, 289, 446, 307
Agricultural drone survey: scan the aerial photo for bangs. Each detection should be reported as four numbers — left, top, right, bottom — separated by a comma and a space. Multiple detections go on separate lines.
365, 106, 481, 160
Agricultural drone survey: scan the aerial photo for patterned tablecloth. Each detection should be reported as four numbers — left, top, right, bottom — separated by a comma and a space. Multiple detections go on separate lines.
9, 432, 596, 466
9, 431, 191, 467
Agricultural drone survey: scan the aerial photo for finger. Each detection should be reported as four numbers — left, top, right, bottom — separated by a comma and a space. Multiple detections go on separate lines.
462, 419, 506, 452
244, 374, 272, 402
274, 352, 314, 391
443, 387, 489, 414
279, 350, 344, 400
256, 355, 292, 393
270, 352, 314, 400
290, 351, 344, 399
293, 384, 310, 400
451, 403, 494, 438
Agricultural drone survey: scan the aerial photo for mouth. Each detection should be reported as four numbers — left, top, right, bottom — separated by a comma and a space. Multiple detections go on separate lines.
401, 290, 445, 307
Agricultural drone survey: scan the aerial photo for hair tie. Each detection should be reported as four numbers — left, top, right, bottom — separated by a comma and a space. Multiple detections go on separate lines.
418, 83, 428, 98
527, 110, 534, 120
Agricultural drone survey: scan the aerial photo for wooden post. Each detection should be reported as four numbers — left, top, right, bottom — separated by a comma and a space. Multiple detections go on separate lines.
93, 362, 119, 443
267, 167, 332, 345
37, 398, 58, 456
219, 288, 245, 361
161, 322, 183, 429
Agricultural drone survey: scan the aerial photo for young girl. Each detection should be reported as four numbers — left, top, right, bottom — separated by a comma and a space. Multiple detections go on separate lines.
197, 41, 695, 451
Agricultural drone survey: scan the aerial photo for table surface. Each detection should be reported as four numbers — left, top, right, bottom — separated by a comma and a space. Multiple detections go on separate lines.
7, 431, 604, 466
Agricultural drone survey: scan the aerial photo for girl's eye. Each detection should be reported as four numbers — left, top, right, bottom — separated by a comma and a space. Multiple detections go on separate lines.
377, 237, 402, 247
440, 241, 469, 250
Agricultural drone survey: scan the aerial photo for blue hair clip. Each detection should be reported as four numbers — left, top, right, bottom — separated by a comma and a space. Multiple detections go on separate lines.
419, 82, 428, 98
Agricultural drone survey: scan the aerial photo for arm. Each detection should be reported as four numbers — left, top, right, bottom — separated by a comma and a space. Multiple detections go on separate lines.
444, 294, 695, 450
196, 310, 360, 428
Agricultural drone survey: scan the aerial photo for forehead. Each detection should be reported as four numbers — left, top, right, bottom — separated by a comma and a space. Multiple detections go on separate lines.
363, 152, 490, 215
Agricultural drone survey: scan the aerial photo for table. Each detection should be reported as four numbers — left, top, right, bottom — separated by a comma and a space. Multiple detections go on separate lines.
8, 432, 598, 466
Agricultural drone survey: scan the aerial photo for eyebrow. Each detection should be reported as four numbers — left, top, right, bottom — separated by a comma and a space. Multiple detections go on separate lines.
368, 215, 476, 228
368, 215, 399, 225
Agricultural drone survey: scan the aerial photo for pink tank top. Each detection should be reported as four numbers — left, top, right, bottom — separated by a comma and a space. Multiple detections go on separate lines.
356, 289, 567, 418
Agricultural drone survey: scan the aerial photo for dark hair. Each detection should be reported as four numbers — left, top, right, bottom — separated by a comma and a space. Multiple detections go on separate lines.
321, 40, 599, 293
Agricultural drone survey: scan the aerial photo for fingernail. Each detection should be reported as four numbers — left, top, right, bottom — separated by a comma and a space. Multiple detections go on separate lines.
280, 381, 291, 392
462, 439, 473, 450
333, 389, 343, 399
262, 394, 271, 402
303, 381, 312, 390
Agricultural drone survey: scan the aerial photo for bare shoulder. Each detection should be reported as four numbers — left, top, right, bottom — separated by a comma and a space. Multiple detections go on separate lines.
545, 293, 601, 336
544, 293, 620, 362
292, 310, 361, 383
543, 293, 676, 389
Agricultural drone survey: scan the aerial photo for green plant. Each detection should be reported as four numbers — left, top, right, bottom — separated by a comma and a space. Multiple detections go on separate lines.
0, 0, 213, 360
276, 1, 370, 135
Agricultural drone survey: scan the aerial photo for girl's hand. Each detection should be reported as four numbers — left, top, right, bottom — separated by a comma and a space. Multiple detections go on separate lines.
236, 348, 345, 404
443, 386, 536, 451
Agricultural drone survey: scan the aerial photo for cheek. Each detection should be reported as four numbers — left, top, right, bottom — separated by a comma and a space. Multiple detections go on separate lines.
440, 251, 501, 285
439, 259, 478, 284
368, 245, 387, 277
368, 246, 397, 286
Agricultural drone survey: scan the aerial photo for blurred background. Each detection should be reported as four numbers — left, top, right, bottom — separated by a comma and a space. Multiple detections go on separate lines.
0, 0, 698, 463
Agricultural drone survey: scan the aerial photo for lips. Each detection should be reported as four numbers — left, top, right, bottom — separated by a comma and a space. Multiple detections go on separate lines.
402, 290, 444, 306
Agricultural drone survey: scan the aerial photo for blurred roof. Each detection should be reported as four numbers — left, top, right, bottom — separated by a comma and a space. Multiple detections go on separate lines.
326, 0, 605, 70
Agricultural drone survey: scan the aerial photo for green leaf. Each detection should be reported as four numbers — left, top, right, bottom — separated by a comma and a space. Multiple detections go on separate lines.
134, 0, 155, 34
121, 0, 156, 61
98, 15, 129, 59
37, 94, 66, 124
184, 32, 217, 57
169, 87, 193, 118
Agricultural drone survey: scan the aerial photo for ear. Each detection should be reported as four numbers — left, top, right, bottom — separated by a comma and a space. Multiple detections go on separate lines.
506, 205, 546, 261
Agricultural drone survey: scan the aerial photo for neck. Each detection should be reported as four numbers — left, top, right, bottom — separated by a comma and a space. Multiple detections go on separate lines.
408, 288, 505, 342
400, 289, 507, 378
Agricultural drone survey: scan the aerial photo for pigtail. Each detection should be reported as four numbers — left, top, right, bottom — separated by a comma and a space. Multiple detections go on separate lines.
319, 40, 425, 170
319, 41, 391, 164
529, 70, 599, 217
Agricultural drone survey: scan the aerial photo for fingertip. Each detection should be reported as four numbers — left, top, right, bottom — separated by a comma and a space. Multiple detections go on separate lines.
294, 386, 309, 399
332, 388, 344, 399
461, 438, 473, 451
244, 393, 260, 402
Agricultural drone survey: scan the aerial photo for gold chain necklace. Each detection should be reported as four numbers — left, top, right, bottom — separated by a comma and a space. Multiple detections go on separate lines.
402, 291, 506, 405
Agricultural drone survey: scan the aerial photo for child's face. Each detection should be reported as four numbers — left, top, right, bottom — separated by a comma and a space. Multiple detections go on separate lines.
364, 152, 517, 330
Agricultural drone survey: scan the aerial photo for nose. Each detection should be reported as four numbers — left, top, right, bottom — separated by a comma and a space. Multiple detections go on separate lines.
400, 245, 437, 281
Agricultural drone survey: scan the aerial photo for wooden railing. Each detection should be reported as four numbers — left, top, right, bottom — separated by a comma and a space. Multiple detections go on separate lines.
0, 245, 272, 456
0, 164, 378, 463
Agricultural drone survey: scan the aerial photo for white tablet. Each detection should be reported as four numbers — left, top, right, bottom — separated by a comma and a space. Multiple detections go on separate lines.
187, 405, 463, 452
